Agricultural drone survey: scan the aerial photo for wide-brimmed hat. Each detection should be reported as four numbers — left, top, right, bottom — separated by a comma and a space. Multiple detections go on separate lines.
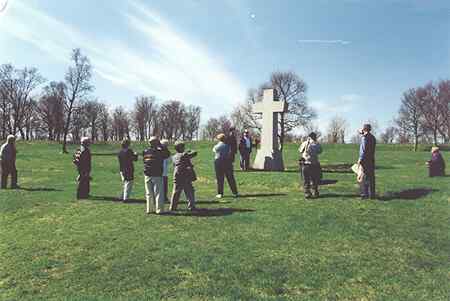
149, 136, 159, 143
6, 135, 15, 143
363, 124, 372, 131
431, 146, 440, 153
216, 133, 226, 141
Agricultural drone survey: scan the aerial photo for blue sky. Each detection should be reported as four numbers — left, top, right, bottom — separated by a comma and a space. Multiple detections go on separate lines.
1, 0, 449, 136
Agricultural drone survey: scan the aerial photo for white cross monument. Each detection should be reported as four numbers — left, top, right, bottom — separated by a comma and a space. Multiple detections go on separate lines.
252, 88, 287, 171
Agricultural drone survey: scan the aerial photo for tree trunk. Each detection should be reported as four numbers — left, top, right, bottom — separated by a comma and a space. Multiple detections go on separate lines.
62, 102, 74, 154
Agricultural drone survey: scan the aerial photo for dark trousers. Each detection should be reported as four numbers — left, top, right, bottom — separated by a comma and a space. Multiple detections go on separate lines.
215, 159, 238, 195
77, 174, 90, 199
1, 163, 18, 189
170, 179, 196, 211
360, 168, 376, 198
163, 176, 169, 202
240, 150, 251, 170
301, 164, 321, 193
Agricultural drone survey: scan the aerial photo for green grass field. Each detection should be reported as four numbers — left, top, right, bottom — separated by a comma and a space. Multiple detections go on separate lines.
1, 142, 449, 300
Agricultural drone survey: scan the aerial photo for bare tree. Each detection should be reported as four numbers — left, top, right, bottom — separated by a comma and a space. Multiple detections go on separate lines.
158, 100, 186, 141
0, 64, 45, 138
395, 88, 422, 151
231, 89, 262, 133
112, 106, 130, 141
98, 104, 111, 142
37, 81, 66, 140
202, 115, 231, 141
83, 99, 103, 142
437, 80, 450, 143
326, 116, 348, 144
133, 96, 157, 141
183, 105, 201, 140
62, 49, 93, 153
380, 126, 398, 144
416, 82, 446, 145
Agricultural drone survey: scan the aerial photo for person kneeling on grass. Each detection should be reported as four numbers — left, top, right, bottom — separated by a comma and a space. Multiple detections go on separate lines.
427, 146, 446, 177
299, 132, 322, 199
143, 136, 170, 215
118, 139, 138, 202
169, 141, 197, 211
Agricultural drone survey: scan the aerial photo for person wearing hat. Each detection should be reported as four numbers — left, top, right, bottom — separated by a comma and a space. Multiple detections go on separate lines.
118, 139, 138, 202
225, 127, 238, 163
239, 129, 253, 171
427, 146, 446, 177
0, 135, 18, 189
160, 139, 171, 203
358, 124, 377, 199
169, 141, 198, 211
213, 133, 238, 198
143, 136, 170, 214
299, 132, 322, 199
73, 137, 92, 199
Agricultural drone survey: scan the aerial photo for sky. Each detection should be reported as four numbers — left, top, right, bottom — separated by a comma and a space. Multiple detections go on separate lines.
0, 0, 449, 137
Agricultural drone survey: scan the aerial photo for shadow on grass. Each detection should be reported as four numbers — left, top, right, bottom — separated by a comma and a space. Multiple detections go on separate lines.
319, 193, 361, 199
166, 207, 255, 217
379, 188, 437, 201
19, 187, 62, 192
236, 193, 287, 198
321, 164, 353, 174
319, 179, 338, 186
90, 196, 145, 204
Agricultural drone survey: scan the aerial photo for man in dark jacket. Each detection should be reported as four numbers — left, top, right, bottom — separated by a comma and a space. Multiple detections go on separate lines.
118, 139, 138, 201
239, 130, 253, 171
169, 141, 197, 211
225, 127, 238, 163
0, 135, 18, 189
358, 124, 377, 199
73, 137, 92, 200
143, 136, 170, 214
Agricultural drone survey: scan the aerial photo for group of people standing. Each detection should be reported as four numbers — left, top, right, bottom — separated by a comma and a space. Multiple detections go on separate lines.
299, 124, 377, 200
1, 123, 446, 208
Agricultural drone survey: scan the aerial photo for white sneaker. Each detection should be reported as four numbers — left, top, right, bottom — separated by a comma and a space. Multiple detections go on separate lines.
216, 194, 223, 199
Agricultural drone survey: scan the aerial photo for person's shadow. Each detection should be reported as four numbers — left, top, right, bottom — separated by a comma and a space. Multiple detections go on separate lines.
165, 207, 255, 217
379, 188, 437, 201
19, 187, 62, 192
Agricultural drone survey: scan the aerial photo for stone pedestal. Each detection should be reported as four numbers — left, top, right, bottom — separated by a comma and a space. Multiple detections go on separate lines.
253, 149, 284, 171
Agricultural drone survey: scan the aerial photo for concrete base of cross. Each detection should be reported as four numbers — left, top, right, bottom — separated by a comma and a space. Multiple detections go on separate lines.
252, 149, 284, 171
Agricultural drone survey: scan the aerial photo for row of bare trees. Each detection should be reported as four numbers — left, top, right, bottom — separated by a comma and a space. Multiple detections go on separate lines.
0, 49, 201, 153
395, 80, 450, 150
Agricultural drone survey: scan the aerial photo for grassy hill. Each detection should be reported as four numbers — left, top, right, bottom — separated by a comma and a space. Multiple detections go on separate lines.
0, 141, 449, 300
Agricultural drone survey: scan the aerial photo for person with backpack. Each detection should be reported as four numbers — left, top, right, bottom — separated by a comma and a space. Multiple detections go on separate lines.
73, 137, 92, 200
169, 141, 198, 211
118, 139, 138, 202
299, 132, 322, 199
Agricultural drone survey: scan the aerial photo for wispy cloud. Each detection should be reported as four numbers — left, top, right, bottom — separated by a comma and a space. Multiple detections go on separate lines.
0, 0, 246, 115
298, 39, 351, 45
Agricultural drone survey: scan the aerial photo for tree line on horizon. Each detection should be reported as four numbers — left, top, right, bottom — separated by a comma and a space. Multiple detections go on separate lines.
1, 48, 448, 152
0, 49, 201, 153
